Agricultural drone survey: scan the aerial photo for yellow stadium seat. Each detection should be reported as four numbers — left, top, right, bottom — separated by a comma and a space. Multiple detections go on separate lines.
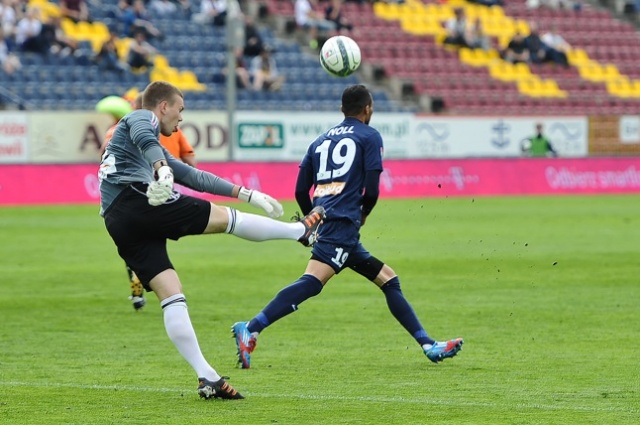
606, 78, 634, 98
540, 80, 567, 97
179, 71, 207, 91
76, 21, 93, 39
578, 63, 620, 82
150, 69, 165, 82
577, 62, 603, 81
93, 22, 110, 36
517, 78, 565, 98
602, 64, 621, 80
567, 49, 589, 66
90, 37, 105, 52
517, 78, 540, 96
61, 18, 77, 37
401, 16, 443, 35
490, 62, 531, 82
460, 48, 499, 67
115, 38, 132, 58
154, 55, 170, 70
373, 2, 402, 20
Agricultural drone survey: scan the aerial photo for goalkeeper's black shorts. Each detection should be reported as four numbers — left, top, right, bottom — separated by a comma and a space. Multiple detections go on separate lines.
104, 184, 211, 289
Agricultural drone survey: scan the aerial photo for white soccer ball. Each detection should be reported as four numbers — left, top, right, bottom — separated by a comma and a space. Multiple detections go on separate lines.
319, 35, 362, 78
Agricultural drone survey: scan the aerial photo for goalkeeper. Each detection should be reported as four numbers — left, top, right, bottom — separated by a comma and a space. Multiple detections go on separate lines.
99, 92, 197, 311
98, 81, 324, 400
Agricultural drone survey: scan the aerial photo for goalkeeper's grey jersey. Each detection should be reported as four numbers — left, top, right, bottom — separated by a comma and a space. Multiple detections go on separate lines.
98, 109, 234, 216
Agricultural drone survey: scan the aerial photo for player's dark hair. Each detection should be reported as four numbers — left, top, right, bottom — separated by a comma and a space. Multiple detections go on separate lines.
341, 84, 371, 117
142, 81, 183, 109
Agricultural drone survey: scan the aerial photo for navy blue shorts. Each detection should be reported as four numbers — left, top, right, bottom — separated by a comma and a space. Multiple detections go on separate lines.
311, 219, 371, 273
104, 184, 211, 289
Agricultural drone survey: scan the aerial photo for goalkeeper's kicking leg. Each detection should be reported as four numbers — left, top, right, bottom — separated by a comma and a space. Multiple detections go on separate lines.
126, 264, 146, 310
123, 204, 325, 311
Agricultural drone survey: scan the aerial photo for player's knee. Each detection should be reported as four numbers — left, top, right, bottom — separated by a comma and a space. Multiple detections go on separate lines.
351, 256, 385, 281
204, 204, 233, 233
380, 276, 400, 292
297, 274, 324, 297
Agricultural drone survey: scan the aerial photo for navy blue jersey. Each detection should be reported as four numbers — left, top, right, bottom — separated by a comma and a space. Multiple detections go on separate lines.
299, 117, 383, 226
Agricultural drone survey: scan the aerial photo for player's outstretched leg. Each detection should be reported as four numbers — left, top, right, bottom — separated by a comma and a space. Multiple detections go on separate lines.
424, 338, 464, 363
197, 377, 244, 400
231, 322, 256, 369
127, 265, 146, 310
297, 206, 325, 247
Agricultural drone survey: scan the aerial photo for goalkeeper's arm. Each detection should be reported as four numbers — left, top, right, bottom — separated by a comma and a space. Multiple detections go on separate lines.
170, 164, 283, 218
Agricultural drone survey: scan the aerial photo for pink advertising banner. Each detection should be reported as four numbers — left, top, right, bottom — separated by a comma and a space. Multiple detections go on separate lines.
1, 158, 639, 206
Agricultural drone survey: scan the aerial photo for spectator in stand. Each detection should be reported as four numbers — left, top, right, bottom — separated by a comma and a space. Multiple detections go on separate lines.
0, 30, 20, 73
15, 7, 46, 54
40, 15, 80, 57
503, 31, 530, 64
59, 0, 91, 23
175, 0, 193, 19
466, 19, 491, 51
94, 28, 129, 73
325, 0, 353, 34
127, 29, 156, 71
295, 0, 336, 49
526, 0, 579, 10
243, 15, 264, 57
193, 0, 227, 27
523, 22, 547, 65
443, 7, 470, 48
119, 0, 164, 40
540, 26, 570, 67
149, 0, 178, 17
467, 0, 503, 5
250, 45, 285, 91
1, 0, 20, 50
222, 47, 252, 89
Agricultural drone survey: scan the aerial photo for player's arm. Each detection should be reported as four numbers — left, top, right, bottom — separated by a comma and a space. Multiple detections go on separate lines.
361, 170, 381, 226
361, 131, 384, 225
124, 112, 175, 205
294, 164, 314, 215
172, 164, 283, 218
127, 112, 167, 167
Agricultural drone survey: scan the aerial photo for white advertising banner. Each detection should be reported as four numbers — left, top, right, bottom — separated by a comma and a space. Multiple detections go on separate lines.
175, 111, 229, 161
233, 112, 414, 161
0, 112, 29, 164
412, 116, 589, 158
28, 112, 113, 163
0, 111, 590, 163
234, 112, 589, 161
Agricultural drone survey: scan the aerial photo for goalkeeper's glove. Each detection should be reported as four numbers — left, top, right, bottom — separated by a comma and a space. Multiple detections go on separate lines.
146, 165, 174, 206
238, 186, 284, 218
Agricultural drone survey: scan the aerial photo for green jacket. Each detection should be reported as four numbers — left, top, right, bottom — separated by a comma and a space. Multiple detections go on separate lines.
527, 134, 557, 157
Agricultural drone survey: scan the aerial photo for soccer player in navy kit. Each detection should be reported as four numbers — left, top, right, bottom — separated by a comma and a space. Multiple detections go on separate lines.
232, 84, 463, 369
99, 81, 324, 400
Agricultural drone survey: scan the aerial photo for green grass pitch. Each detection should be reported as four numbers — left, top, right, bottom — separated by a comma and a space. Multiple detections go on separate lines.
1, 195, 638, 424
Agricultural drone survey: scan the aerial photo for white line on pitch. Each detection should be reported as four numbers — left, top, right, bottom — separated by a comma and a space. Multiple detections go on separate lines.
0, 381, 636, 414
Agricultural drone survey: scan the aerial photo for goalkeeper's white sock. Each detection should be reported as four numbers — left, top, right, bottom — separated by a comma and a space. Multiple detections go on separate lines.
161, 294, 220, 382
225, 207, 303, 241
